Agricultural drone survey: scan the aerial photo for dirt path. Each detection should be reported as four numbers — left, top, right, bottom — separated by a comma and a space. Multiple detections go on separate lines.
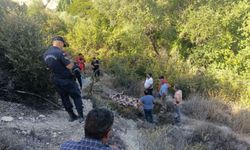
0, 77, 137, 150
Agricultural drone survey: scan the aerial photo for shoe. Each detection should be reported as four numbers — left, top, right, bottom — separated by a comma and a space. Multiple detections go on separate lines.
67, 110, 78, 122
76, 109, 84, 123
68, 115, 78, 122
78, 117, 85, 123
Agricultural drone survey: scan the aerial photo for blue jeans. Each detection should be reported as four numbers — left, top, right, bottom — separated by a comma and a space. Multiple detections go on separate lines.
175, 104, 181, 122
144, 109, 153, 123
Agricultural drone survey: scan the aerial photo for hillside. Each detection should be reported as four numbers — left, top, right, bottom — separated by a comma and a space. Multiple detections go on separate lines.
0, 73, 250, 149
0, 0, 249, 149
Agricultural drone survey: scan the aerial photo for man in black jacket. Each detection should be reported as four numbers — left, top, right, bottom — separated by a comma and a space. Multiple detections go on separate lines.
43, 36, 84, 123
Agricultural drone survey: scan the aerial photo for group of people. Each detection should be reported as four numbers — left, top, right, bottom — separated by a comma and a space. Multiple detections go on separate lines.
43, 36, 182, 149
43, 36, 101, 123
139, 73, 183, 124
44, 36, 114, 150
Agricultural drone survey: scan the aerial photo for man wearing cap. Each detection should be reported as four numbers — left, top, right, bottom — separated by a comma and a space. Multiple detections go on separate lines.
43, 36, 84, 123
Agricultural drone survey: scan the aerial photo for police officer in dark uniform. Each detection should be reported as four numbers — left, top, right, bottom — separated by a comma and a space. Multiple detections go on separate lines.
43, 36, 84, 123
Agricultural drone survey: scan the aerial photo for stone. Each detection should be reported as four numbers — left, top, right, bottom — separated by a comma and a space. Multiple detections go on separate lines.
1, 116, 14, 122
18, 117, 24, 120
38, 114, 46, 118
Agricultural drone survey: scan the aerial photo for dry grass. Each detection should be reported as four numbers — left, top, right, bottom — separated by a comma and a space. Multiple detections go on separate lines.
137, 123, 249, 150
0, 129, 24, 150
231, 108, 250, 134
138, 126, 175, 150
182, 94, 250, 135
188, 123, 249, 150
182, 94, 232, 124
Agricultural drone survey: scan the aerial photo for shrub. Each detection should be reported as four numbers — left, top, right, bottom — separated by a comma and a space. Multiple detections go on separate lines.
188, 123, 249, 150
182, 95, 232, 124
104, 55, 142, 96
0, 1, 54, 97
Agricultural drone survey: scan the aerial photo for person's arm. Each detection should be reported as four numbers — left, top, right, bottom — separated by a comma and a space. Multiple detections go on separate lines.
137, 99, 143, 108
60, 52, 73, 70
66, 63, 73, 70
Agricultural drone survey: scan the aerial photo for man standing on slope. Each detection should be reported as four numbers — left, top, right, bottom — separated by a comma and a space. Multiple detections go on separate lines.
144, 73, 154, 95
43, 36, 84, 123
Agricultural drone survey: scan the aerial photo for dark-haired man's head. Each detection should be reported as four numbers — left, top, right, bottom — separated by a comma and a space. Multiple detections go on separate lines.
174, 84, 180, 91
84, 108, 114, 142
144, 90, 149, 95
147, 73, 152, 78
159, 76, 164, 80
79, 53, 83, 56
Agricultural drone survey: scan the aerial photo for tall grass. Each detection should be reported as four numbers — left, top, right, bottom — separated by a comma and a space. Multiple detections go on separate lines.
182, 94, 250, 135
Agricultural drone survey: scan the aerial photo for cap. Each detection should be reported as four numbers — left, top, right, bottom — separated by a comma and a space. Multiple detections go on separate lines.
52, 36, 69, 47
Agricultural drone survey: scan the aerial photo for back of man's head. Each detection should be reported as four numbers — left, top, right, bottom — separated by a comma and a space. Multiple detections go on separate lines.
85, 108, 114, 140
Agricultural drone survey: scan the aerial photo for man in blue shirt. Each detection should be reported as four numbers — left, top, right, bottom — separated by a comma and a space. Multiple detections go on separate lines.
60, 108, 115, 150
43, 36, 84, 123
138, 90, 155, 123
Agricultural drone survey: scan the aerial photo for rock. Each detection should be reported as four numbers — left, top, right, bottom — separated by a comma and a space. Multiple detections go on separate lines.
38, 114, 46, 118
18, 117, 24, 120
20, 113, 25, 116
52, 132, 57, 138
1, 116, 14, 122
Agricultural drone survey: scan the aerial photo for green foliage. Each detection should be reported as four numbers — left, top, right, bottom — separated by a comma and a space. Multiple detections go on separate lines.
56, 0, 250, 107
57, 0, 72, 11
0, 0, 54, 96
66, 0, 94, 16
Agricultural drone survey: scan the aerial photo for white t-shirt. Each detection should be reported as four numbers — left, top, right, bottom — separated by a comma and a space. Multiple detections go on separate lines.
144, 77, 153, 89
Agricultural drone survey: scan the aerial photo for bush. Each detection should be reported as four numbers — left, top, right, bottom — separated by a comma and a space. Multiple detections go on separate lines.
182, 94, 250, 135
104, 55, 142, 96
182, 95, 232, 124
0, 1, 54, 97
188, 123, 249, 150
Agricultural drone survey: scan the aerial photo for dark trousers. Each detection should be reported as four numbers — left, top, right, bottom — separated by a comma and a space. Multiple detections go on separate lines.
75, 73, 82, 88
93, 69, 100, 77
147, 88, 153, 95
53, 78, 83, 117
144, 109, 153, 123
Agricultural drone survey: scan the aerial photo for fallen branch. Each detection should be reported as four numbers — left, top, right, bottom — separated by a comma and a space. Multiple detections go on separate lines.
0, 88, 62, 109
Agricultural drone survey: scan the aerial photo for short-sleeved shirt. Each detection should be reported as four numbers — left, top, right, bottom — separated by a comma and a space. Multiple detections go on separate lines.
60, 138, 112, 150
140, 95, 154, 110
159, 83, 168, 97
43, 46, 72, 79
144, 77, 153, 89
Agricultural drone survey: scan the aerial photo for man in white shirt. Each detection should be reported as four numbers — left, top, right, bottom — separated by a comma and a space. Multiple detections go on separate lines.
174, 84, 182, 123
144, 73, 153, 95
